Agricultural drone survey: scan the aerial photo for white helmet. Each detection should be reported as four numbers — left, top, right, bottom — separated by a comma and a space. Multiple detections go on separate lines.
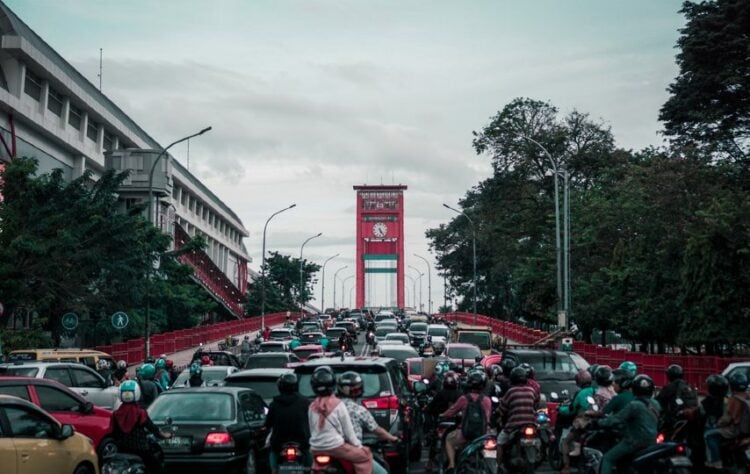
119, 380, 141, 403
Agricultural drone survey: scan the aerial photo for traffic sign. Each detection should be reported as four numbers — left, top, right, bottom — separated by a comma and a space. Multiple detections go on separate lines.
111, 311, 129, 330
61, 312, 79, 331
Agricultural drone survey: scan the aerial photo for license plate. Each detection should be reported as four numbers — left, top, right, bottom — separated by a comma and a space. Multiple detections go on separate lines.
483, 450, 497, 458
670, 456, 691, 467
160, 436, 191, 449
520, 438, 540, 447
279, 465, 308, 472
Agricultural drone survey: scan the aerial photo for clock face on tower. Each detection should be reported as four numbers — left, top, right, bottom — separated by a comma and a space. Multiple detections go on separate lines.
372, 222, 388, 238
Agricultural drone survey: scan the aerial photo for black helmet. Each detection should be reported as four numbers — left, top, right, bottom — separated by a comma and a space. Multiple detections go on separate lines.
632, 374, 655, 397
500, 358, 516, 377
310, 366, 336, 396
706, 374, 729, 399
729, 372, 749, 392
595, 366, 614, 387
612, 368, 633, 390
467, 369, 487, 390
666, 364, 684, 382
520, 363, 535, 380
277, 373, 299, 394
575, 369, 593, 387
587, 364, 600, 378
510, 366, 527, 386
444, 371, 459, 389
337, 371, 364, 398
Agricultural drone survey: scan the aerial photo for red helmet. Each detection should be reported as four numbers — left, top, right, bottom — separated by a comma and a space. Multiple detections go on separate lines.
166, 359, 174, 369
201, 355, 211, 365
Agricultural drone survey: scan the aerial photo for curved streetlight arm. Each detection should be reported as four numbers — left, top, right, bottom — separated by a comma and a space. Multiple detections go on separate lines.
261, 203, 297, 323
332, 266, 348, 310
414, 253, 433, 315
320, 253, 339, 312
299, 233, 322, 314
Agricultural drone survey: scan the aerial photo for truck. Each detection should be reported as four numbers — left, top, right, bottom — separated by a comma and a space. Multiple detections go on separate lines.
451, 326, 494, 355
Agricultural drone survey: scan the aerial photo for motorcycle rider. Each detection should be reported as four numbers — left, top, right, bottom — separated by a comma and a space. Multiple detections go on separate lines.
425, 371, 462, 472
433, 341, 446, 357
113, 360, 129, 386
188, 362, 203, 387
619, 361, 638, 379
97, 359, 113, 387
266, 373, 312, 473
137, 363, 161, 408
154, 358, 171, 391
440, 369, 492, 474
704, 372, 750, 470
655, 364, 697, 433
603, 368, 634, 415
112, 380, 172, 473
165, 359, 179, 385
241, 335, 252, 355
559, 369, 596, 474
594, 374, 660, 474
519, 363, 541, 401
338, 372, 399, 474
496, 366, 538, 473
308, 366, 374, 474
593, 365, 616, 409
496, 358, 516, 396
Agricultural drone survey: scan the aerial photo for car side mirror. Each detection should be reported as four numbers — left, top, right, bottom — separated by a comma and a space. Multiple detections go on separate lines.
413, 381, 428, 394
81, 401, 94, 414
58, 424, 74, 440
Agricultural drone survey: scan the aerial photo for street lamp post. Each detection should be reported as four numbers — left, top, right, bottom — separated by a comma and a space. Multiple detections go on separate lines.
332, 266, 348, 311
349, 286, 354, 308
414, 253, 432, 315
341, 275, 354, 309
299, 233, 322, 317
145, 126, 211, 359
443, 203, 478, 324
405, 274, 416, 309
408, 265, 423, 313
320, 254, 339, 313
261, 204, 297, 330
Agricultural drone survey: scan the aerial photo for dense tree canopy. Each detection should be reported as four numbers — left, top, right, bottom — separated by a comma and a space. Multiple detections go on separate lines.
245, 251, 321, 316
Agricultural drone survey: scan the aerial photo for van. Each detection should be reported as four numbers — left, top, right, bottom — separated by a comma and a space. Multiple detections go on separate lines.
8, 348, 114, 370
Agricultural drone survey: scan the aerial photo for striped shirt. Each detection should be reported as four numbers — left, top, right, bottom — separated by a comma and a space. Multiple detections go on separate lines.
498, 385, 538, 432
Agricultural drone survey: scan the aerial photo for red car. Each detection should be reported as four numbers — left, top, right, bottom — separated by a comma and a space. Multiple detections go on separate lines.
0, 376, 115, 458
293, 344, 324, 361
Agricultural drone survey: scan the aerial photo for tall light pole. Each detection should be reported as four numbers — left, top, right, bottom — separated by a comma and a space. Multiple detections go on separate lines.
145, 126, 211, 359
408, 265, 423, 313
405, 274, 416, 309
332, 266, 348, 311
341, 275, 354, 309
261, 204, 297, 329
443, 203, 478, 324
414, 253, 432, 315
349, 285, 355, 308
320, 254, 339, 313
299, 233, 322, 317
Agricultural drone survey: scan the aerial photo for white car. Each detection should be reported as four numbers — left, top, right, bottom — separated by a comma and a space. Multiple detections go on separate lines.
428, 324, 451, 344
722, 362, 750, 380
170, 365, 238, 389
384, 333, 410, 345
0, 361, 119, 409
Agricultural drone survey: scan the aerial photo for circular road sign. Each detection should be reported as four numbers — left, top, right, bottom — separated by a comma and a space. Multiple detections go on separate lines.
61, 312, 79, 331
111, 311, 129, 330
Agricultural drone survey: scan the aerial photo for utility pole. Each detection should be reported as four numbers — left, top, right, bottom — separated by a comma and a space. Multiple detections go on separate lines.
414, 253, 432, 315
320, 254, 339, 313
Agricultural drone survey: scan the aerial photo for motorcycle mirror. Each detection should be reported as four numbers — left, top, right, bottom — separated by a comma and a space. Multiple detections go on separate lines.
550, 392, 559, 400
422, 378, 430, 385
676, 398, 684, 406
491, 396, 499, 403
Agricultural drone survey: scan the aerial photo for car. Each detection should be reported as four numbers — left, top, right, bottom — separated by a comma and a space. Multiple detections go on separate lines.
243, 353, 300, 370
0, 394, 99, 474
0, 376, 116, 459
334, 321, 359, 338
453, 328, 493, 355
325, 328, 349, 350
377, 345, 420, 364
190, 350, 242, 368
224, 368, 294, 405
268, 328, 296, 341
374, 312, 397, 323
300, 322, 323, 334
8, 348, 114, 370
0, 362, 118, 409
293, 356, 421, 463
427, 324, 451, 344
299, 331, 326, 346
373, 326, 396, 342
348, 310, 367, 329
500, 348, 584, 400
258, 341, 291, 353
407, 322, 429, 347
171, 365, 238, 389
722, 362, 750, 380
148, 387, 268, 473
318, 314, 334, 329
445, 343, 483, 368
292, 344, 324, 361
385, 333, 410, 345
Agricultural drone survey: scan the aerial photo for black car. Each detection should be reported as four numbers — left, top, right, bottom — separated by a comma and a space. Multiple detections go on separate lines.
294, 356, 421, 467
325, 328, 348, 351
407, 322, 429, 347
334, 321, 358, 338
225, 368, 294, 405
501, 348, 586, 399
148, 386, 268, 473
244, 353, 299, 370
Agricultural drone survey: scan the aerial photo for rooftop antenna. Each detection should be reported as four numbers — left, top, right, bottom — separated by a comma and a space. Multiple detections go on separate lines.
97, 48, 102, 91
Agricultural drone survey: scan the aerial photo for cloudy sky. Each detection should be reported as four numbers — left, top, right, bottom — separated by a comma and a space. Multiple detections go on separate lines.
7, 0, 685, 311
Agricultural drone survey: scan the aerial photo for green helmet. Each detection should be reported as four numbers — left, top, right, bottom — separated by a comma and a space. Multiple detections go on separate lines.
619, 361, 637, 378
155, 358, 167, 370
139, 363, 156, 380
435, 360, 451, 376
189, 362, 203, 377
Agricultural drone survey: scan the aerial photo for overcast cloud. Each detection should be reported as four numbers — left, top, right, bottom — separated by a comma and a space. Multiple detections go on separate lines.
6, 0, 684, 310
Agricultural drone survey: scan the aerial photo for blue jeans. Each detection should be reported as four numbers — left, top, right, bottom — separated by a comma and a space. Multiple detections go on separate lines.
704, 428, 723, 465
600, 441, 641, 474
373, 458, 388, 474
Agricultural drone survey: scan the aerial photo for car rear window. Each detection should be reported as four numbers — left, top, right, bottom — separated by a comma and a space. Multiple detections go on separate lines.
173, 369, 229, 387
259, 344, 286, 353
409, 323, 428, 332
149, 393, 235, 422
380, 348, 418, 363
326, 329, 346, 337
408, 360, 424, 375
294, 348, 320, 359
457, 332, 491, 350
1, 367, 40, 377
374, 327, 393, 337
225, 377, 278, 401
511, 352, 578, 376
270, 330, 290, 338
296, 365, 391, 399
447, 346, 481, 360
386, 334, 408, 342
245, 356, 288, 369
428, 327, 449, 338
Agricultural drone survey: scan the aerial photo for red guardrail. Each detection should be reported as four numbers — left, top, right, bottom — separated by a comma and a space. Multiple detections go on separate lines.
440, 311, 749, 389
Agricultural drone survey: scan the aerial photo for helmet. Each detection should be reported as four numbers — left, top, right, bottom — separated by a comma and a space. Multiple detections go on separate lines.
443, 371, 459, 389
612, 368, 633, 390
311, 366, 336, 395
119, 380, 141, 403
510, 366, 528, 385
619, 361, 637, 378
587, 364, 600, 378
632, 375, 655, 397
189, 362, 203, 377
166, 359, 174, 369
666, 364, 684, 382
244, 335, 250, 340
520, 363, 535, 380
595, 366, 614, 387
337, 371, 364, 398
500, 358, 517, 377
277, 373, 299, 394
201, 355, 211, 365
155, 358, 166, 370
575, 369, 593, 387
97, 359, 109, 370
433, 341, 446, 356
435, 360, 451, 376
139, 363, 156, 380
706, 374, 729, 398
729, 372, 749, 392
490, 364, 502, 380
467, 369, 487, 390
117, 360, 127, 370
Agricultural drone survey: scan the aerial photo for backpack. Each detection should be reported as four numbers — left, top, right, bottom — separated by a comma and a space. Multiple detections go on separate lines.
670, 381, 698, 416
461, 394, 486, 441
734, 395, 750, 435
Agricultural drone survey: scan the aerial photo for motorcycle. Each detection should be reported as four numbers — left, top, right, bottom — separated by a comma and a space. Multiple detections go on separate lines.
278, 441, 309, 473
501, 424, 543, 474
101, 454, 147, 474
456, 434, 498, 474
312, 440, 394, 474
366, 331, 376, 346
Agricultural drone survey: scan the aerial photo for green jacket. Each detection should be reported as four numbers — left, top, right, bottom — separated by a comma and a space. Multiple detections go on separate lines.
558, 386, 594, 418
598, 396, 659, 446
603, 391, 635, 415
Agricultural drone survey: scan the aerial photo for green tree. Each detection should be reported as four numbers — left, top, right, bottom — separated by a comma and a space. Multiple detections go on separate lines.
245, 251, 320, 315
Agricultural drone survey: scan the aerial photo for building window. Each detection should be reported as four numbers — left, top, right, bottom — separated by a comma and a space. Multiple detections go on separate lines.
68, 104, 82, 130
172, 185, 179, 199
47, 88, 64, 116
86, 119, 98, 141
181, 191, 188, 207
103, 131, 114, 151
24, 69, 42, 101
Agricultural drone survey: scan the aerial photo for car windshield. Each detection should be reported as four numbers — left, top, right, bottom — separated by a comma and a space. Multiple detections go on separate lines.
380, 348, 418, 363
149, 393, 234, 422
429, 327, 449, 337
386, 334, 408, 342
456, 332, 491, 350
270, 330, 290, 338
374, 327, 393, 337
409, 323, 428, 332
1, 366, 40, 377
294, 349, 320, 359
296, 365, 389, 398
173, 369, 228, 387
326, 329, 346, 337
245, 356, 288, 369
259, 344, 286, 353
225, 377, 278, 401
301, 324, 319, 332
448, 346, 481, 360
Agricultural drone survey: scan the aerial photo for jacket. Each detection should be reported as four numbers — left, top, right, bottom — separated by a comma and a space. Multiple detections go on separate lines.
603, 391, 634, 415
598, 396, 659, 447
558, 386, 594, 418
309, 398, 360, 451
265, 392, 311, 451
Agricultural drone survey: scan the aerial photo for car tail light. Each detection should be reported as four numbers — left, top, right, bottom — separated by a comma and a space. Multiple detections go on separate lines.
523, 426, 536, 437
205, 432, 234, 448
315, 454, 331, 465
484, 438, 497, 450
362, 395, 398, 410
656, 433, 665, 444
676, 444, 686, 454
286, 447, 299, 462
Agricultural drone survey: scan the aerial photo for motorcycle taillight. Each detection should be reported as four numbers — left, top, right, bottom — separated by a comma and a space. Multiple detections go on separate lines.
286, 447, 299, 462
523, 426, 536, 437
484, 438, 497, 450
315, 454, 331, 465
656, 433, 665, 444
